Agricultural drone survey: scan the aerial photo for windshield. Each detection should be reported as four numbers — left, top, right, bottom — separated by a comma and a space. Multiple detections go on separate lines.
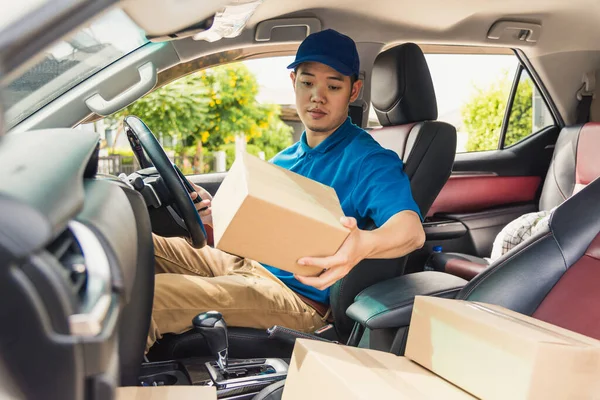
4, 8, 148, 129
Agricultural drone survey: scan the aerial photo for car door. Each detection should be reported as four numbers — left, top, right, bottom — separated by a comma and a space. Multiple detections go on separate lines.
397, 50, 562, 272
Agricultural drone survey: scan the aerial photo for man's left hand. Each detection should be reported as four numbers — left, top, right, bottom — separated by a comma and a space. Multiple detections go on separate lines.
189, 182, 213, 227
294, 216, 372, 290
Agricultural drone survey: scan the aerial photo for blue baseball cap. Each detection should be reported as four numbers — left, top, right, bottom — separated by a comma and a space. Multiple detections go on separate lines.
287, 29, 360, 77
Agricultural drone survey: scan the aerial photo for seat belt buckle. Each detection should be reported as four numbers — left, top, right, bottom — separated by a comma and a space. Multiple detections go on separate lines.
314, 323, 339, 342
266, 325, 337, 344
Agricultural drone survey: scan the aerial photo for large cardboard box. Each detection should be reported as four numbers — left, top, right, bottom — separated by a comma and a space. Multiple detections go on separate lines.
282, 339, 475, 399
116, 386, 216, 399
212, 152, 350, 276
406, 296, 600, 400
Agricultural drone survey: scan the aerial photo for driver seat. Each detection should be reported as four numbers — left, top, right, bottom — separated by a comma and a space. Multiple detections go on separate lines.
147, 42, 457, 360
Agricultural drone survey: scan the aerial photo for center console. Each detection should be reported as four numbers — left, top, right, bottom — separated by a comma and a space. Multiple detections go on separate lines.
138, 312, 289, 399
345, 271, 467, 354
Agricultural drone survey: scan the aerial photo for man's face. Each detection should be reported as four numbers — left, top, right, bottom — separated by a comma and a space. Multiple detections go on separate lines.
291, 62, 362, 138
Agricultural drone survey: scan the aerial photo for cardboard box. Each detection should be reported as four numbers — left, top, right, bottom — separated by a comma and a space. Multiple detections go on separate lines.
116, 386, 216, 399
406, 296, 600, 400
282, 339, 475, 399
212, 152, 350, 276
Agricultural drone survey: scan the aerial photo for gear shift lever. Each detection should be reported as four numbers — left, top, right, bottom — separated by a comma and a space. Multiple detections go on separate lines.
193, 311, 229, 370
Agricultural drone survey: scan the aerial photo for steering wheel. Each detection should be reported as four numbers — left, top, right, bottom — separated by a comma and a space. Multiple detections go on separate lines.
123, 115, 207, 248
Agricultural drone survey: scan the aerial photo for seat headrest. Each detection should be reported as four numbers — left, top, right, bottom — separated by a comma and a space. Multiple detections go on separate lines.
371, 43, 438, 126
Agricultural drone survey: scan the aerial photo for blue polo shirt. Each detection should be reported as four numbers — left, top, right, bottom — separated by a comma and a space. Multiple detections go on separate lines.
264, 117, 421, 304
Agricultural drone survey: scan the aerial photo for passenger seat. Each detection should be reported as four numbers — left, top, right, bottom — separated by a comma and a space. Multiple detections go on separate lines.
436, 122, 600, 280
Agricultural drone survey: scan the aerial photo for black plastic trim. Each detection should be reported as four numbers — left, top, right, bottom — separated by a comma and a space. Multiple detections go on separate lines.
423, 220, 467, 241
513, 48, 565, 128
499, 64, 524, 149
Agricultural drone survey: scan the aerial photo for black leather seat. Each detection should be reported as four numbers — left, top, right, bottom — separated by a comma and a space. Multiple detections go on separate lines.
457, 175, 600, 336
147, 42, 456, 361
436, 122, 600, 280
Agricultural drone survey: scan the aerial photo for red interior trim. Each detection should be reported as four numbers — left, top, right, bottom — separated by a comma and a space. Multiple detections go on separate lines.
445, 258, 488, 281
575, 122, 600, 185
427, 175, 542, 216
532, 234, 600, 340
205, 225, 214, 247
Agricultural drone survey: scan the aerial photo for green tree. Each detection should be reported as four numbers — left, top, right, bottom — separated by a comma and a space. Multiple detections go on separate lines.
505, 76, 533, 147
461, 73, 533, 152
106, 75, 209, 154
106, 63, 293, 172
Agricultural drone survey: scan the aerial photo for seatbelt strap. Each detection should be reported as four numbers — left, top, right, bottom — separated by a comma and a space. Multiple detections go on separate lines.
576, 95, 593, 124
576, 71, 596, 124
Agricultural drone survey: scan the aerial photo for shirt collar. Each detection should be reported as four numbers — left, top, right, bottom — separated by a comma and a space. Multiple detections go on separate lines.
299, 117, 354, 155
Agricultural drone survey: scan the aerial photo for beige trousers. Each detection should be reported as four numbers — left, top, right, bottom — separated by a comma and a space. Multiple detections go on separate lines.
147, 234, 325, 352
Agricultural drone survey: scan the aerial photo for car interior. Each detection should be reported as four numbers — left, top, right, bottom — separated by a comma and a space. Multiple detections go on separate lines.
1, 0, 600, 399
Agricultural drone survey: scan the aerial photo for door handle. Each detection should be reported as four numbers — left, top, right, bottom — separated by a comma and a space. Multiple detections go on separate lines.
85, 62, 157, 116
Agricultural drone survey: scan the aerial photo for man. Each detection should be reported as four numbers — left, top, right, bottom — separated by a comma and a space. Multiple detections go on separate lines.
147, 29, 425, 351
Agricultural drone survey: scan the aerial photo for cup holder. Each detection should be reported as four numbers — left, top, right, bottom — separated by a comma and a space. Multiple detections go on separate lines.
141, 373, 179, 386
139, 361, 192, 386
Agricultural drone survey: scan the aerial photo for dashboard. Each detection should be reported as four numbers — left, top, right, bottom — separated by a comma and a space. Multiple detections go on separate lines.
0, 128, 153, 399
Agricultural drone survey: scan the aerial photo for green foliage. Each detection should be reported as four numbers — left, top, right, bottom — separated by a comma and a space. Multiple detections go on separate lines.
107, 148, 135, 164
221, 143, 263, 170
105, 63, 293, 171
106, 75, 209, 153
505, 77, 533, 147
247, 105, 293, 161
461, 73, 533, 152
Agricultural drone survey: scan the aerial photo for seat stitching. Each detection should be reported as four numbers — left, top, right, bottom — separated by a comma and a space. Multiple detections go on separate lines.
548, 222, 569, 271
364, 287, 463, 326
551, 146, 568, 202
460, 232, 552, 299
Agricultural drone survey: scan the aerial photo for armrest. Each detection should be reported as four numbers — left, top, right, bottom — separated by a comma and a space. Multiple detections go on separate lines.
346, 271, 467, 330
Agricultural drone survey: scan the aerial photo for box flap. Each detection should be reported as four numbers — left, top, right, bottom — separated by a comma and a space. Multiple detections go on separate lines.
212, 155, 249, 247
472, 302, 600, 347
417, 297, 600, 348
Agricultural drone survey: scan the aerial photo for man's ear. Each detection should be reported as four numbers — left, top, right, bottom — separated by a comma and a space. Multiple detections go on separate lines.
290, 71, 297, 90
350, 79, 363, 102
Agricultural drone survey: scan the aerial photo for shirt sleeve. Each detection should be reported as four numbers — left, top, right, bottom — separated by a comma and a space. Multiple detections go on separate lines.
351, 149, 422, 228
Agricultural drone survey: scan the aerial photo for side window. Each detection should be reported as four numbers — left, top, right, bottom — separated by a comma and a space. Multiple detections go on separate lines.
368, 48, 555, 153
85, 56, 299, 176
503, 69, 554, 148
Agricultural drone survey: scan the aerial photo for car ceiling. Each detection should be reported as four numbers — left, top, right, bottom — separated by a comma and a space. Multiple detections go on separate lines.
125, 0, 600, 56
4, 0, 600, 132
122, 0, 600, 124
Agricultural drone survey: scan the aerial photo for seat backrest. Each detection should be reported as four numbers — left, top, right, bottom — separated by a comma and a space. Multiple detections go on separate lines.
369, 43, 457, 216
117, 187, 155, 385
458, 176, 600, 339
330, 43, 457, 341
539, 123, 600, 211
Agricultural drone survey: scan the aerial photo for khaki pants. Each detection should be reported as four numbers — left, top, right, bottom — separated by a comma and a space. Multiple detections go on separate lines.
147, 234, 326, 352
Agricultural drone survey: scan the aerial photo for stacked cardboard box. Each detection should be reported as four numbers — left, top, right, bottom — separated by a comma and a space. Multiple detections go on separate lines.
282, 296, 600, 399
405, 296, 600, 399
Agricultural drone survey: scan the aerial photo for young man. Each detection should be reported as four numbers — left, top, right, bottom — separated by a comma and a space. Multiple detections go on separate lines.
147, 29, 425, 351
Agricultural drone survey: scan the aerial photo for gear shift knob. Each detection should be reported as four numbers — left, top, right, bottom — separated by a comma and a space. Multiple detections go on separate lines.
192, 311, 228, 370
